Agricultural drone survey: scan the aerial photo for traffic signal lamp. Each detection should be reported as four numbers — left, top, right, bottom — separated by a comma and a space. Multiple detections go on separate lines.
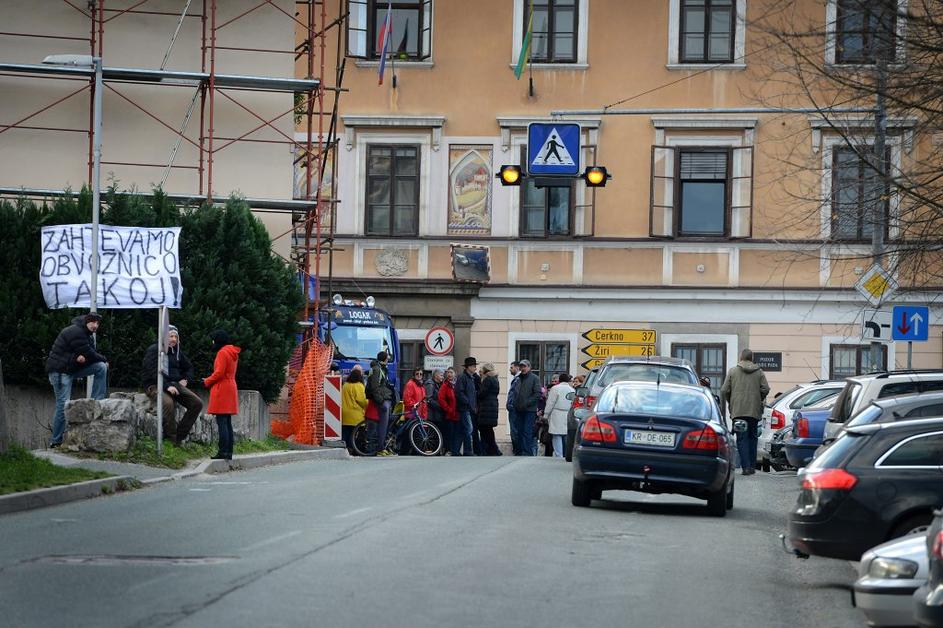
582, 166, 611, 187
496, 164, 524, 186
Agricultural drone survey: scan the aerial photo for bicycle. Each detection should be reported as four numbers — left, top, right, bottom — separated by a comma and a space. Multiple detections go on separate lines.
351, 399, 443, 457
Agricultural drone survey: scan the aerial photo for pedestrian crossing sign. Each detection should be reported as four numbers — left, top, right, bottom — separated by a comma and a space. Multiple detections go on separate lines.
527, 122, 581, 176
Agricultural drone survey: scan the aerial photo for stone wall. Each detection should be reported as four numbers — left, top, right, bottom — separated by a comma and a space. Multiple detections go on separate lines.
4, 385, 270, 449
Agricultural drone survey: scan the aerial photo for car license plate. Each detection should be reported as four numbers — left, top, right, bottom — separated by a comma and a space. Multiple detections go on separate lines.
624, 430, 676, 448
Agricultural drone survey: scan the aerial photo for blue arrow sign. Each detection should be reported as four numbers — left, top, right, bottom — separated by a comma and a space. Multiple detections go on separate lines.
527, 122, 581, 176
891, 305, 929, 342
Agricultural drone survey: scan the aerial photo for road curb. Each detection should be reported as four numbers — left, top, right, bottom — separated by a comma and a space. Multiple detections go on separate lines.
0, 475, 135, 516
202, 448, 351, 473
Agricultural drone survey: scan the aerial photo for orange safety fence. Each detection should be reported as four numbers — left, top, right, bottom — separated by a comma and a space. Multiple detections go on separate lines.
271, 337, 333, 445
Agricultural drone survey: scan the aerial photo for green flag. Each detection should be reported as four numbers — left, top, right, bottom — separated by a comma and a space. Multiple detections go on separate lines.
514, 7, 533, 80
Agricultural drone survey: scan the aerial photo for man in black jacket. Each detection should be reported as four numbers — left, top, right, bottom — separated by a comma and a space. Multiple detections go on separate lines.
142, 325, 204, 444
455, 357, 478, 456
512, 359, 542, 456
45, 313, 109, 447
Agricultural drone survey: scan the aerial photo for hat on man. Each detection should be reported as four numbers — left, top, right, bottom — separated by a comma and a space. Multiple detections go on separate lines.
463, 356, 478, 367
519, 359, 531, 367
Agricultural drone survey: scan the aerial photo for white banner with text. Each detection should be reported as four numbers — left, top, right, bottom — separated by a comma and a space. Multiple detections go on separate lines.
40, 224, 183, 309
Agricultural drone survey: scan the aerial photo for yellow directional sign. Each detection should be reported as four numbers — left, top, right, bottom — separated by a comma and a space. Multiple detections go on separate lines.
581, 344, 656, 359
581, 358, 607, 370
581, 328, 656, 345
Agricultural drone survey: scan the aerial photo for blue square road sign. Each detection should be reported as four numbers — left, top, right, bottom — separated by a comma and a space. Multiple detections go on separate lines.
527, 122, 581, 176
891, 305, 929, 342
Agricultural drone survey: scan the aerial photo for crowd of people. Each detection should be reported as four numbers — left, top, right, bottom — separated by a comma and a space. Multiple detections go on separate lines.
44, 314, 242, 460
340, 351, 581, 457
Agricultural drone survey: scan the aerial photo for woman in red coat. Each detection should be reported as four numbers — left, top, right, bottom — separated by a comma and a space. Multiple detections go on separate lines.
437, 368, 459, 455
202, 329, 240, 460
402, 368, 427, 419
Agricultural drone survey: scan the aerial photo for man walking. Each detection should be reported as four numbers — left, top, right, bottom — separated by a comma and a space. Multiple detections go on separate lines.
506, 361, 521, 455
141, 325, 203, 445
455, 357, 478, 456
720, 348, 770, 475
45, 313, 109, 448
366, 351, 395, 455
512, 359, 542, 456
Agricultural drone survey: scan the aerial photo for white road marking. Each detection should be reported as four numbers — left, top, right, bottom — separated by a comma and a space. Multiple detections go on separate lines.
240, 530, 303, 552
401, 491, 427, 500
333, 507, 372, 519
188, 488, 213, 492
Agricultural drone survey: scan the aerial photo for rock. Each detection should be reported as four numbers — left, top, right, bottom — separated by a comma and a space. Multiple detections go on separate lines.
65, 398, 102, 424
62, 397, 135, 453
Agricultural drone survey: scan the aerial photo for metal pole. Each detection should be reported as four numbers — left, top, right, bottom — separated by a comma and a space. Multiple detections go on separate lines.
907, 341, 913, 369
870, 58, 888, 372
156, 307, 166, 456
87, 57, 103, 398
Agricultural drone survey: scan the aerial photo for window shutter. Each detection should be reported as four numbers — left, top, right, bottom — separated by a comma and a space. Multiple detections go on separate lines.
420, 0, 433, 59
650, 145, 676, 238
346, 0, 368, 58
730, 146, 753, 238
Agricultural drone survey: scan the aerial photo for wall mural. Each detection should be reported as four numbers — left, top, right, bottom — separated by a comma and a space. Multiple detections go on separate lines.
293, 144, 334, 201
447, 145, 492, 236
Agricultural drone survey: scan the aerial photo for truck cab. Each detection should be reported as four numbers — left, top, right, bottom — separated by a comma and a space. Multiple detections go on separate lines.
316, 295, 400, 391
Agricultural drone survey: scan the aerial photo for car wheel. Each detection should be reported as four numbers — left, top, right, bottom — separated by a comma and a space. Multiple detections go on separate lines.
707, 488, 727, 517
571, 477, 594, 508
761, 460, 771, 472
591, 487, 602, 501
725, 482, 734, 510
890, 513, 933, 539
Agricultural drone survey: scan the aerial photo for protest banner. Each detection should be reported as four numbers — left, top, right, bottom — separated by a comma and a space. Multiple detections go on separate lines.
39, 224, 183, 309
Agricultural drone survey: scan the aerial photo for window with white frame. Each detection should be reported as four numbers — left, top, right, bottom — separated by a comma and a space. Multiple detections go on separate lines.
831, 145, 890, 241
668, 0, 746, 68
826, 0, 907, 65
512, 0, 588, 67
650, 144, 753, 238
347, 0, 433, 60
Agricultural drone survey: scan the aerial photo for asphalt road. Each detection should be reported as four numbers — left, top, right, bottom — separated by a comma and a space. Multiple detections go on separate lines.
0, 456, 864, 628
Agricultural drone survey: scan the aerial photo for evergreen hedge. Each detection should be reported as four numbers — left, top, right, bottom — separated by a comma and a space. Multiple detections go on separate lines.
0, 189, 303, 403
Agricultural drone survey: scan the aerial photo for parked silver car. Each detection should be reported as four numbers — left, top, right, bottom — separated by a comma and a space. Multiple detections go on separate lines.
854, 534, 928, 627
759, 381, 843, 470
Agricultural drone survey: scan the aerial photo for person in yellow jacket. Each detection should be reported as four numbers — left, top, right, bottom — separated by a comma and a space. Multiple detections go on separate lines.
342, 367, 368, 452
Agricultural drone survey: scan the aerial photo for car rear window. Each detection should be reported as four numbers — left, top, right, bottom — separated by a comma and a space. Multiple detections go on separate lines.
597, 386, 712, 420
790, 388, 840, 410
805, 433, 864, 471
768, 385, 802, 408
845, 403, 883, 428
831, 382, 862, 423
596, 364, 697, 388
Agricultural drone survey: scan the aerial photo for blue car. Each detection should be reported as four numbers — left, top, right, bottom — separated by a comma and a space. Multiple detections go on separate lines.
572, 381, 735, 517
783, 396, 838, 468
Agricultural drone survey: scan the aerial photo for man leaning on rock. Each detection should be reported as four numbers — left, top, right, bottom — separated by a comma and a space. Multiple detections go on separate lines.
142, 325, 203, 445
45, 312, 109, 448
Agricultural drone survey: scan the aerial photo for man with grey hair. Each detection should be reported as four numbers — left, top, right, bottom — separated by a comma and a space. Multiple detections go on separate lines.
720, 348, 770, 475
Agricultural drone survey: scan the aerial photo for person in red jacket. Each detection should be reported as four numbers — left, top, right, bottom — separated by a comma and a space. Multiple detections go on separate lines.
202, 329, 240, 460
402, 368, 427, 419
438, 367, 459, 455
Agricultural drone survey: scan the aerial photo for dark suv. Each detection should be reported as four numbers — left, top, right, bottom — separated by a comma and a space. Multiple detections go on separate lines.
788, 417, 943, 560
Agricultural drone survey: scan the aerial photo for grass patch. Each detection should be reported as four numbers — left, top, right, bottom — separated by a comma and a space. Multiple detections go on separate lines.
0, 446, 112, 495
92, 435, 293, 469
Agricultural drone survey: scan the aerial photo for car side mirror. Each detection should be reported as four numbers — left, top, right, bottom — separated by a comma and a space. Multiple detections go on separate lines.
565, 392, 575, 401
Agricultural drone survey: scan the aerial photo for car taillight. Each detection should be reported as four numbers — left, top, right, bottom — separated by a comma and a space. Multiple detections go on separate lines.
681, 426, 719, 451
581, 415, 617, 443
585, 395, 597, 408
801, 468, 858, 491
933, 531, 943, 561
796, 417, 809, 438
771, 409, 786, 430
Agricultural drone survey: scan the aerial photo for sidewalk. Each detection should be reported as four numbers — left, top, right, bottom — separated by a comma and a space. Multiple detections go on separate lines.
0, 446, 350, 516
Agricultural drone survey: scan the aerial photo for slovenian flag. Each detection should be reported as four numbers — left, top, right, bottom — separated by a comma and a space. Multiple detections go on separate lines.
377, 1, 393, 85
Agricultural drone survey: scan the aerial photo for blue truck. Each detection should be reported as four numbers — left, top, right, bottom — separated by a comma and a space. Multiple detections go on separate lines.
316, 295, 401, 391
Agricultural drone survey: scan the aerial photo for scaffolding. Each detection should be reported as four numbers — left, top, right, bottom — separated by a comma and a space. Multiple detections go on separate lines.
0, 0, 343, 327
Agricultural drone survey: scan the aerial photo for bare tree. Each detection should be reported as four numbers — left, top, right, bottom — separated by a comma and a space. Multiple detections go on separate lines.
749, 0, 943, 292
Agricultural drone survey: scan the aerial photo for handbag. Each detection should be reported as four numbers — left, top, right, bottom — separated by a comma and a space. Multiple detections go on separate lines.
733, 419, 748, 433
365, 399, 379, 421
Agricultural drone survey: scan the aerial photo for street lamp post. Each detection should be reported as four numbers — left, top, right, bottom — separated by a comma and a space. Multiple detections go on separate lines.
43, 54, 103, 395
